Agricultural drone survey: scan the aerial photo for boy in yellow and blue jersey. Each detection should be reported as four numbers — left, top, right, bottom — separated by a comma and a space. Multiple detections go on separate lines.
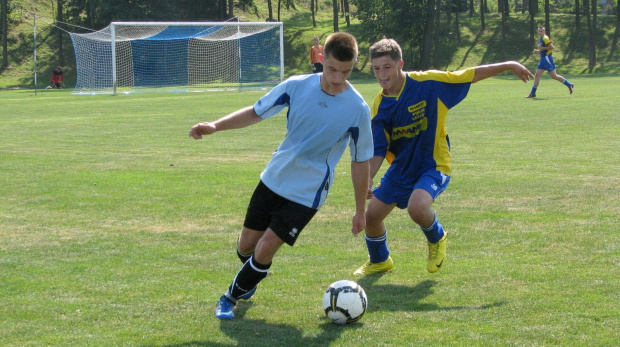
354, 38, 534, 275
527, 26, 574, 98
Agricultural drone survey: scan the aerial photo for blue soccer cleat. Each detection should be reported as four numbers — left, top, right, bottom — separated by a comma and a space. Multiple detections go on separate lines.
239, 286, 258, 300
215, 295, 235, 319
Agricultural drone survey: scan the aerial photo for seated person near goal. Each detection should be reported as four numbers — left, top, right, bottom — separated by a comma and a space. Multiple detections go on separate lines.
50, 66, 64, 89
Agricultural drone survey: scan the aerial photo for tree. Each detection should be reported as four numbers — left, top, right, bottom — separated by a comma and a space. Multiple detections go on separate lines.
480, 0, 485, 30
1, 0, 7, 69
351, 0, 426, 68
455, 0, 462, 43
583, 0, 596, 70
332, 0, 339, 32
590, 0, 597, 68
56, 0, 65, 66
420, 0, 435, 69
433, 0, 441, 67
311, 0, 316, 27
86, 0, 94, 28
575, 0, 580, 30
544, 0, 550, 37
529, 0, 537, 41
267, 0, 274, 20
343, 0, 350, 27
501, 0, 509, 48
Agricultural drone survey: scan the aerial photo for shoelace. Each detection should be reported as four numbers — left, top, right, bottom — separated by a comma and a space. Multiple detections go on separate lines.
428, 242, 439, 259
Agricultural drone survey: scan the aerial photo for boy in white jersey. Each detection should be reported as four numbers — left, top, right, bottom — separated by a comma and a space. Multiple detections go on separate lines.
354, 38, 534, 276
189, 32, 373, 319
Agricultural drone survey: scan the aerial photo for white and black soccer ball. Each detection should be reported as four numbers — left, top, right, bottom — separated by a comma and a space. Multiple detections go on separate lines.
322, 280, 367, 325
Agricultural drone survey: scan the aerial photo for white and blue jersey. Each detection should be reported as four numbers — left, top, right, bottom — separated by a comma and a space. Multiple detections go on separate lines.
253, 73, 373, 209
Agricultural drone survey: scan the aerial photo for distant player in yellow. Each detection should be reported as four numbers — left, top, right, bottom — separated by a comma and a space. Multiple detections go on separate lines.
527, 26, 574, 98
354, 38, 534, 276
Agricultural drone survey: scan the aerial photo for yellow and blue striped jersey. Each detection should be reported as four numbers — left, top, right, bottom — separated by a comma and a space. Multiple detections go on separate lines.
540, 35, 553, 57
371, 69, 474, 187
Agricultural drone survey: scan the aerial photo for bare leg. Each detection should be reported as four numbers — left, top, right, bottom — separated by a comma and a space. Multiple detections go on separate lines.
549, 70, 565, 83
533, 69, 544, 87
407, 189, 435, 228
365, 197, 397, 237
252, 229, 285, 265
237, 227, 264, 256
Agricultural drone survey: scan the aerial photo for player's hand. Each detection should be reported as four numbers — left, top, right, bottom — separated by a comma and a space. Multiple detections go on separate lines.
351, 211, 366, 237
189, 122, 216, 139
512, 62, 534, 83
367, 180, 374, 199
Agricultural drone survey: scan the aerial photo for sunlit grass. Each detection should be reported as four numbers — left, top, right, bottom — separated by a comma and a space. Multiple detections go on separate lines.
0, 74, 618, 345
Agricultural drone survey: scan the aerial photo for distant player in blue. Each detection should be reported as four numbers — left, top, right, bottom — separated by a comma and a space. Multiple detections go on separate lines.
527, 26, 574, 98
189, 32, 374, 319
354, 38, 533, 276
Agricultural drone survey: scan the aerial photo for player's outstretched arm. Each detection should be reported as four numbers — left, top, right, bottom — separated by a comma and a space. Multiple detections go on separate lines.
472, 61, 534, 84
189, 106, 262, 139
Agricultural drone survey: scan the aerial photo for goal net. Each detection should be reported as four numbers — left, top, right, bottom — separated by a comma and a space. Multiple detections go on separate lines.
69, 21, 284, 95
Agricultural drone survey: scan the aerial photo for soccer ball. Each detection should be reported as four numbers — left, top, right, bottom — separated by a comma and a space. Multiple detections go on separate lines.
322, 280, 367, 325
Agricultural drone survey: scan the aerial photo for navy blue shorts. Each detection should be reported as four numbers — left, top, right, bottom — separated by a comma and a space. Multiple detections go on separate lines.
373, 170, 450, 209
244, 181, 317, 246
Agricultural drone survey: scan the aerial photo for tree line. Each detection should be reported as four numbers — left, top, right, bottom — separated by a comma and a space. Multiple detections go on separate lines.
1, 0, 619, 71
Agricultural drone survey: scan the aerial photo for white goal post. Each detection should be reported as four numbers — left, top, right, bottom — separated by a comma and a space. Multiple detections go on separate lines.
69, 21, 284, 95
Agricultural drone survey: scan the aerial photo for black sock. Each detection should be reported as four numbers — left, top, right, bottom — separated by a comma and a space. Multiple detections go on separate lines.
228, 256, 270, 300
236, 240, 253, 264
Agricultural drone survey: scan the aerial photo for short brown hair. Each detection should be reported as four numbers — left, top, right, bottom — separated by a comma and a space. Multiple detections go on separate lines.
369, 38, 402, 62
324, 32, 358, 62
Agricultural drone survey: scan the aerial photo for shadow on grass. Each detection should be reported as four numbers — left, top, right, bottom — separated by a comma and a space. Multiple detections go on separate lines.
160, 301, 350, 347
358, 276, 506, 313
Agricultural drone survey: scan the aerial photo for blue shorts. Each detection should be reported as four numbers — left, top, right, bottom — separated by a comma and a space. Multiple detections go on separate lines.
373, 170, 450, 209
537, 55, 556, 72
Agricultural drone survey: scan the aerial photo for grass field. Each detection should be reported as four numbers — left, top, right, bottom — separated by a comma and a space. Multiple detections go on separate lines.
1, 74, 619, 346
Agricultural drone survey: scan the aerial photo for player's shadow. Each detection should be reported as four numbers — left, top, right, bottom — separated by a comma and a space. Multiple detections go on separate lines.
357, 276, 505, 313
159, 301, 353, 347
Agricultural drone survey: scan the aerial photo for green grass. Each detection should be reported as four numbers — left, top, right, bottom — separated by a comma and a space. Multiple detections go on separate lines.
1, 75, 619, 346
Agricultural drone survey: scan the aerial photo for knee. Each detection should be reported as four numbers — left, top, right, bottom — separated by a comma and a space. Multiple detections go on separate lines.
365, 209, 384, 227
407, 203, 427, 225
237, 234, 256, 255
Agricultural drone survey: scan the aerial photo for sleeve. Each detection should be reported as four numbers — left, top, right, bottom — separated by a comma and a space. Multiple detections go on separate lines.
370, 93, 390, 158
349, 103, 374, 162
253, 79, 290, 119
410, 70, 473, 110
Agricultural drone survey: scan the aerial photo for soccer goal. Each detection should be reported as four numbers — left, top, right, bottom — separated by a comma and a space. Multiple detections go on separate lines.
69, 21, 284, 95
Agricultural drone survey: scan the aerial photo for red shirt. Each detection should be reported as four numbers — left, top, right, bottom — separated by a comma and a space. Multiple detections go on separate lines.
51, 70, 64, 84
